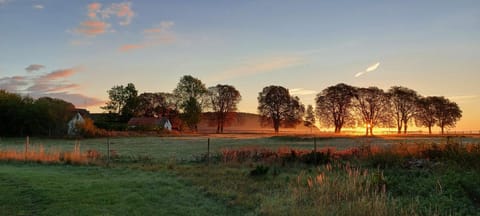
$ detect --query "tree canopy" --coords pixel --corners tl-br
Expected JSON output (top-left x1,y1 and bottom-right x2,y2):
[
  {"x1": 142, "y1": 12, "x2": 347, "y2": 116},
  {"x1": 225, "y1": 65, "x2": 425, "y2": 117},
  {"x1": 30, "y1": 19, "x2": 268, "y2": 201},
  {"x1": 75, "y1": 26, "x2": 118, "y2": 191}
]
[
  {"x1": 315, "y1": 83, "x2": 356, "y2": 133},
  {"x1": 258, "y1": 85, "x2": 305, "y2": 133},
  {"x1": 207, "y1": 84, "x2": 242, "y2": 133}
]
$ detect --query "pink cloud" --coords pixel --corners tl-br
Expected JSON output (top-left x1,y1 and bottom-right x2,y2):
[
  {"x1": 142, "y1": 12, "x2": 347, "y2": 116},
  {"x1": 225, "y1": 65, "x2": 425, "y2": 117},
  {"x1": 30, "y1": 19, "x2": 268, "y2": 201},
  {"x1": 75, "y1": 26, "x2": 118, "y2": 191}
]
[
  {"x1": 87, "y1": 2, "x2": 102, "y2": 18},
  {"x1": 113, "y1": 3, "x2": 134, "y2": 25},
  {"x1": 0, "y1": 66, "x2": 103, "y2": 109},
  {"x1": 119, "y1": 44, "x2": 145, "y2": 52},
  {"x1": 75, "y1": 20, "x2": 110, "y2": 36},
  {"x1": 120, "y1": 21, "x2": 176, "y2": 52},
  {"x1": 41, "y1": 68, "x2": 77, "y2": 80}
]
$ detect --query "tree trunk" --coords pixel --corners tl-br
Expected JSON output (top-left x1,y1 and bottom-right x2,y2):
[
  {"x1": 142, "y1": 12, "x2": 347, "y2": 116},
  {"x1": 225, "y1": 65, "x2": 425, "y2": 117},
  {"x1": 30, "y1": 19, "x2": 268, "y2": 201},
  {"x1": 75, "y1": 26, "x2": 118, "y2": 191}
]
[
  {"x1": 403, "y1": 124, "x2": 408, "y2": 134},
  {"x1": 397, "y1": 126, "x2": 402, "y2": 134},
  {"x1": 365, "y1": 126, "x2": 369, "y2": 136},
  {"x1": 274, "y1": 120, "x2": 280, "y2": 133},
  {"x1": 370, "y1": 127, "x2": 373, "y2": 136},
  {"x1": 441, "y1": 126, "x2": 444, "y2": 135},
  {"x1": 428, "y1": 126, "x2": 432, "y2": 134}
]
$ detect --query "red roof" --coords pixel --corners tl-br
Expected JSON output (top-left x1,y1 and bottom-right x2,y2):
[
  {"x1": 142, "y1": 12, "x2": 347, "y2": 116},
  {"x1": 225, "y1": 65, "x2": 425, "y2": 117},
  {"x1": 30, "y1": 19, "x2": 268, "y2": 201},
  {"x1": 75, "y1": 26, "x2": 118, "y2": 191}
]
[{"x1": 128, "y1": 117, "x2": 167, "y2": 126}]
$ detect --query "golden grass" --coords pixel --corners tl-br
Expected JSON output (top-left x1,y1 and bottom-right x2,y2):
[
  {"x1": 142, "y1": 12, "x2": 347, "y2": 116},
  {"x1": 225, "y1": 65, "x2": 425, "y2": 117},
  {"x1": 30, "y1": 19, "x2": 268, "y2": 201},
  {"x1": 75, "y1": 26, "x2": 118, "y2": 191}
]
[{"x1": 0, "y1": 143, "x2": 98, "y2": 164}]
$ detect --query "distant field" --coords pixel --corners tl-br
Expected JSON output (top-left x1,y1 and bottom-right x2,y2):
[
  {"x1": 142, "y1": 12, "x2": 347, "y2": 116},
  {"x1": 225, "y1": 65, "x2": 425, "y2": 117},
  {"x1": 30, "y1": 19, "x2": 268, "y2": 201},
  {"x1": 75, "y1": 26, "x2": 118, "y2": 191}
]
[{"x1": 1, "y1": 135, "x2": 479, "y2": 162}]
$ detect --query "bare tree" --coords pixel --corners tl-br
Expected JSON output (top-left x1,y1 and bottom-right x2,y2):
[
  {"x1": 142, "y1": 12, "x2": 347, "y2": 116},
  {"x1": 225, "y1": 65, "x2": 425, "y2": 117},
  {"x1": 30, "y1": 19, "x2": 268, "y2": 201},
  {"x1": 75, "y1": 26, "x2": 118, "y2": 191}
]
[
  {"x1": 387, "y1": 86, "x2": 420, "y2": 134},
  {"x1": 258, "y1": 85, "x2": 305, "y2": 133},
  {"x1": 315, "y1": 83, "x2": 356, "y2": 133},
  {"x1": 304, "y1": 104, "x2": 316, "y2": 133},
  {"x1": 208, "y1": 84, "x2": 242, "y2": 133},
  {"x1": 354, "y1": 87, "x2": 391, "y2": 136}
]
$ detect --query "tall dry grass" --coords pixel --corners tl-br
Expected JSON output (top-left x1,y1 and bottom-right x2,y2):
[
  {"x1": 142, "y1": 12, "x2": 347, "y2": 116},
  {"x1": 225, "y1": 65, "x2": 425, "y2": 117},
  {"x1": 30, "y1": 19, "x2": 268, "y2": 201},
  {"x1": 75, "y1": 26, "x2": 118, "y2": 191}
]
[
  {"x1": 260, "y1": 163, "x2": 421, "y2": 216},
  {"x1": 0, "y1": 143, "x2": 100, "y2": 164}
]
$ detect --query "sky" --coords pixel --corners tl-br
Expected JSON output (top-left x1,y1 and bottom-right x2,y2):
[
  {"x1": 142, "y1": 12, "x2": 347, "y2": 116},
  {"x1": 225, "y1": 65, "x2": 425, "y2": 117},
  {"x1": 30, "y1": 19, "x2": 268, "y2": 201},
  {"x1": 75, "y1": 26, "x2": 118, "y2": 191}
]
[{"x1": 0, "y1": 0, "x2": 479, "y2": 131}]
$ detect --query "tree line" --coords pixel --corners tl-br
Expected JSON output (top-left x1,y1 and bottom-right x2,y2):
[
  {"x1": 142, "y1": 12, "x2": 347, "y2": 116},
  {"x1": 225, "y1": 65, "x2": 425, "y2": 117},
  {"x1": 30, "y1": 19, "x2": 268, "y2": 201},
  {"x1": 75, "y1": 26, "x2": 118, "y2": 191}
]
[
  {"x1": 100, "y1": 75, "x2": 241, "y2": 133},
  {"x1": 315, "y1": 84, "x2": 462, "y2": 135},
  {"x1": 0, "y1": 90, "x2": 75, "y2": 137},
  {"x1": 0, "y1": 75, "x2": 462, "y2": 136},
  {"x1": 101, "y1": 76, "x2": 462, "y2": 135}
]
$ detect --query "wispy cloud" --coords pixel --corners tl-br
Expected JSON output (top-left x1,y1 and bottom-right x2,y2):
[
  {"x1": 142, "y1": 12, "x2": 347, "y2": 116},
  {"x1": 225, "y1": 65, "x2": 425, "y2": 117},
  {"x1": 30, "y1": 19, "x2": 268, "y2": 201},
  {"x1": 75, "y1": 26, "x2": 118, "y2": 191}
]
[
  {"x1": 73, "y1": 2, "x2": 134, "y2": 37},
  {"x1": 355, "y1": 62, "x2": 380, "y2": 77},
  {"x1": 0, "y1": 76, "x2": 29, "y2": 92},
  {"x1": 105, "y1": 2, "x2": 134, "y2": 26},
  {"x1": 0, "y1": 67, "x2": 103, "y2": 108},
  {"x1": 33, "y1": 4, "x2": 44, "y2": 10},
  {"x1": 289, "y1": 88, "x2": 317, "y2": 96},
  {"x1": 75, "y1": 20, "x2": 111, "y2": 36},
  {"x1": 208, "y1": 56, "x2": 304, "y2": 83},
  {"x1": 25, "y1": 64, "x2": 45, "y2": 73},
  {"x1": 119, "y1": 21, "x2": 176, "y2": 52},
  {"x1": 447, "y1": 95, "x2": 479, "y2": 102},
  {"x1": 119, "y1": 44, "x2": 145, "y2": 52}
]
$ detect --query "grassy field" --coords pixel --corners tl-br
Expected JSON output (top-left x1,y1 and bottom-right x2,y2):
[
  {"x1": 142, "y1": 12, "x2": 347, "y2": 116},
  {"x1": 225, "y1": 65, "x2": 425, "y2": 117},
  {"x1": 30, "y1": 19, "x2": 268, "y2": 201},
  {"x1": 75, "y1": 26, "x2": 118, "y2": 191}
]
[
  {"x1": 1, "y1": 135, "x2": 477, "y2": 161},
  {"x1": 1, "y1": 135, "x2": 479, "y2": 215}
]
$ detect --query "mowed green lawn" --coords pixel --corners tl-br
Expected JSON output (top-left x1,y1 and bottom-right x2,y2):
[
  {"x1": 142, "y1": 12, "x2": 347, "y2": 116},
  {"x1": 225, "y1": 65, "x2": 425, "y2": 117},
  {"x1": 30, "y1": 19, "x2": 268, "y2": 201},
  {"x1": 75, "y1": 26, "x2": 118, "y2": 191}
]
[{"x1": 0, "y1": 163, "x2": 244, "y2": 215}]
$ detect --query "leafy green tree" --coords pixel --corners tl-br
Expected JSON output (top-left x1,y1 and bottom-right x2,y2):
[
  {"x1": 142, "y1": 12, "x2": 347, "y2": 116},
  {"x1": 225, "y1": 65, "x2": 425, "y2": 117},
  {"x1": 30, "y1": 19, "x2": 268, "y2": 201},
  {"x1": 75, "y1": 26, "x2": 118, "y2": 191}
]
[
  {"x1": 181, "y1": 97, "x2": 202, "y2": 131},
  {"x1": 135, "y1": 92, "x2": 176, "y2": 117},
  {"x1": 102, "y1": 83, "x2": 138, "y2": 121},
  {"x1": 258, "y1": 85, "x2": 305, "y2": 133},
  {"x1": 173, "y1": 75, "x2": 208, "y2": 131},
  {"x1": 388, "y1": 86, "x2": 419, "y2": 134},
  {"x1": 207, "y1": 84, "x2": 242, "y2": 133},
  {"x1": 315, "y1": 83, "x2": 356, "y2": 133},
  {"x1": 34, "y1": 97, "x2": 75, "y2": 136}
]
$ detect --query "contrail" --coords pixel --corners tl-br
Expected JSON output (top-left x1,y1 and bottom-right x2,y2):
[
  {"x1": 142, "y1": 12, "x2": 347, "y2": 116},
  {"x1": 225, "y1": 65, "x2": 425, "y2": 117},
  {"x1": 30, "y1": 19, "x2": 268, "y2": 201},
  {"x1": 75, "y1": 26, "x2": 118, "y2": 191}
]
[{"x1": 355, "y1": 62, "x2": 380, "y2": 77}]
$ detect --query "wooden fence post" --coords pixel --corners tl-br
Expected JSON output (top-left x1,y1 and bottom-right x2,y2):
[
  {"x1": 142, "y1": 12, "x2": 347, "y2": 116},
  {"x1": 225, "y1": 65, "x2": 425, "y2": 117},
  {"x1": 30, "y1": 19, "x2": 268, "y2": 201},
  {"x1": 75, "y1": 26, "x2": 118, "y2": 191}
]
[
  {"x1": 207, "y1": 138, "x2": 210, "y2": 165},
  {"x1": 107, "y1": 135, "x2": 110, "y2": 167},
  {"x1": 314, "y1": 136, "x2": 317, "y2": 165},
  {"x1": 24, "y1": 136, "x2": 29, "y2": 161}
]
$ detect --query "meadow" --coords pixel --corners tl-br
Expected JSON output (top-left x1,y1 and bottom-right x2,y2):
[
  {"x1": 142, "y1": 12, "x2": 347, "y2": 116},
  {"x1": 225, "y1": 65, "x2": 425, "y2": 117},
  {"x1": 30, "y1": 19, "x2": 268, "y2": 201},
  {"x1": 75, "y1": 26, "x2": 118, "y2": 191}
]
[{"x1": 1, "y1": 135, "x2": 479, "y2": 215}]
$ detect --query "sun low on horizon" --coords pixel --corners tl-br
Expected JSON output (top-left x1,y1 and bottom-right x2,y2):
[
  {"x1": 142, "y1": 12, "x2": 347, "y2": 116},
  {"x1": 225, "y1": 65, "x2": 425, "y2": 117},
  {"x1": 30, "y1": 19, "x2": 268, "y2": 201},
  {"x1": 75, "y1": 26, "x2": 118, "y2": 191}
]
[{"x1": 1, "y1": 0, "x2": 479, "y2": 131}]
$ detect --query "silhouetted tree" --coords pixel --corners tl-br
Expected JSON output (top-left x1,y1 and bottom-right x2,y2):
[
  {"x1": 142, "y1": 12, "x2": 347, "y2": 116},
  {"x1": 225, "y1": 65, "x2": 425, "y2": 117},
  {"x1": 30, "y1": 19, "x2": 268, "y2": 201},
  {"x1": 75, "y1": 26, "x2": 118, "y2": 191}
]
[
  {"x1": 207, "y1": 84, "x2": 242, "y2": 133},
  {"x1": 415, "y1": 96, "x2": 438, "y2": 134},
  {"x1": 304, "y1": 104, "x2": 316, "y2": 133},
  {"x1": 34, "y1": 97, "x2": 75, "y2": 136},
  {"x1": 388, "y1": 86, "x2": 420, "y2": 134},
  {"x1": 432, "y1": 97, "x2": 462, "y2": 134},
  {"x1": 102, "y1": 83, "x2": 138, "y2": 121},
  {"x1": 135, "y1": 92, "x2": 176, "y2": 117},
  {"x1": 354, "y1": 87, "x2": 391, "y2": 136},
  {"x1": 0, "y1": 90, "x2": 75, "y2": 136},
  {"x1": 181, "y1": 97, "x2": 202, "y2": 131},
  {"x1": 174, "y1": 75, "x2": 208, "y2": 131},
  {"x1": 315, "y1": 83, "x2": 356, "y2": 133},
  {"x1": 258, "y1": 85, "x2": 305, "y2": 133}
]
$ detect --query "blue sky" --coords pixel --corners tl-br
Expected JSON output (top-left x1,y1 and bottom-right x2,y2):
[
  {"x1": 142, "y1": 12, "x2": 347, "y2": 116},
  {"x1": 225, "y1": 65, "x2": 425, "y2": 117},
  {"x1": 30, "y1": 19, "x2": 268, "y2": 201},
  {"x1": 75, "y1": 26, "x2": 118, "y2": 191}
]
[{"x1": 0, "y1": 0, "x2": 479, "y2": 130}]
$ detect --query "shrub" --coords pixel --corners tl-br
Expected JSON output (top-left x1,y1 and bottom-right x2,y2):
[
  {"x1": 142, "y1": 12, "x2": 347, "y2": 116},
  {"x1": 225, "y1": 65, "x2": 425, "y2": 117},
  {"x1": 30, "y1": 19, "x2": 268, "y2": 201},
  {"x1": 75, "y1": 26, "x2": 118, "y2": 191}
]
[{"x1": 250, "y1": 165, "x2": 269, "y2": 177}]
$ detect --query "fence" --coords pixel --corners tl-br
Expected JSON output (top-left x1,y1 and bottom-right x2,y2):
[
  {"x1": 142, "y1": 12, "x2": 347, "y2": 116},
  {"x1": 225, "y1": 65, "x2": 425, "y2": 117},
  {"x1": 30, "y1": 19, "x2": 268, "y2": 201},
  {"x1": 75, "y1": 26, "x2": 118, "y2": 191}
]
[{"x1": 1, "y1": 135, "x2": 479, "y2": 164}]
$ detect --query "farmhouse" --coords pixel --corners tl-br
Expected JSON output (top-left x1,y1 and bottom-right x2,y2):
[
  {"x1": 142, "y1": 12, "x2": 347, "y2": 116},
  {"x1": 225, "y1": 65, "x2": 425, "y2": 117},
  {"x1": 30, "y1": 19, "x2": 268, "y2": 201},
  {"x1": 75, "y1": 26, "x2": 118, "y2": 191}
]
[
  {"x1": 67, "y1": 113, "x2": 85, "y2": 135},
  {"x1": 127, "y1": 117, "x2": 172, "y2": 131}
]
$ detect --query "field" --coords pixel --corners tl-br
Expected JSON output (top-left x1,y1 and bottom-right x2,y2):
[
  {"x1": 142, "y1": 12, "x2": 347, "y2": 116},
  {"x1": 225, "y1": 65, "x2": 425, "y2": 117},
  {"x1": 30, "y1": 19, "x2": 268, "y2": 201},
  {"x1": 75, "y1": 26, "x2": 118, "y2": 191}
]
[{"x1": 1, "y1": 135, "x2": 480, "y2": 215}]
